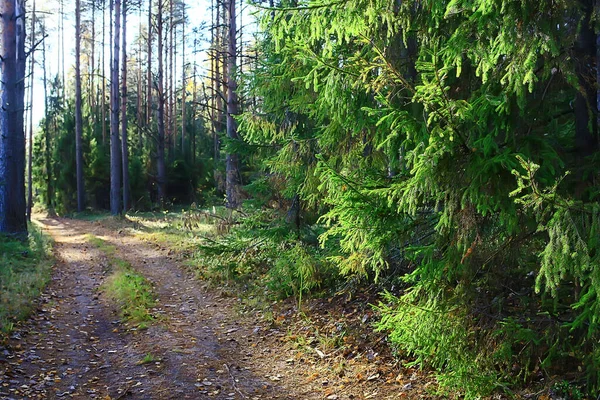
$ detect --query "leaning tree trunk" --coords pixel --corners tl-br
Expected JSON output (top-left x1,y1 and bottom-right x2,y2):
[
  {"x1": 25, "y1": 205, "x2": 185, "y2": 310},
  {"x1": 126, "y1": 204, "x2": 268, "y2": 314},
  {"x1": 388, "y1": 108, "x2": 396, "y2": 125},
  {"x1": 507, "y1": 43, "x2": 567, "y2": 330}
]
[
  {"x1": 121, "y1": 0, "x2": 130, "y2": 211},
  {"x1": 0, "y1": 0, "x2": 27, "y2": 234},
  {"x1": 75, "y1": 0, "x2": 85, "y2": 212},
  {"x1": 225, "y1": 0, "x2": 241, "y2": 209},
  {"x1": 110, "y1": 0, "x2": 122, "y2": 215}
]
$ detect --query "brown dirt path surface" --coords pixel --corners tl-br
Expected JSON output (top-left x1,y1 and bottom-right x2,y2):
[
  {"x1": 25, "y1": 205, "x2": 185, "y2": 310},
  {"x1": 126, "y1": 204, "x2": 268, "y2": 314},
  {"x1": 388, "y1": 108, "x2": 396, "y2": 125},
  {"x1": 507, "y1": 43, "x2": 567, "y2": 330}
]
[
  {"x1": 0, "y1": 216, "x2": 283, "y2": 399},
  {"x1": 1, "y1": 215, "x2": 439, "y2": 400}
]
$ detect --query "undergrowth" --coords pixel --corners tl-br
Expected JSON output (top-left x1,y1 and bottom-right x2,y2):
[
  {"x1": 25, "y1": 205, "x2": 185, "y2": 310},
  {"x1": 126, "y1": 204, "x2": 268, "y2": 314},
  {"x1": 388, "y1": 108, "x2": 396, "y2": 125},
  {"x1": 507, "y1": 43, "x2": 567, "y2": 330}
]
[
  {"x1": 184, "y1": 207, "x2": 341, "y2": 304},
  {"x1": 86, "y1": 235, "x2": 156, "y2": 328},
  {"x1": 0, "y1": 224, "x2": 54, "y2": 339},
  {"x1": 91, "y1": 202, "x2": 597, "y2": 398}
]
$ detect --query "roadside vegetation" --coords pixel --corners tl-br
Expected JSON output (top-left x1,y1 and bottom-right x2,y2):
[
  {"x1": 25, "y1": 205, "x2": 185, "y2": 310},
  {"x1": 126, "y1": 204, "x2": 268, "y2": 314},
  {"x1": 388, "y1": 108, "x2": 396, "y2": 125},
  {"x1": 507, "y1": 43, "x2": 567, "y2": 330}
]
[
  {"x1": 0, "y1": 224, "x2": 53, "y2": 339},
  {"x1": 87, "y1": 202, "x2": 591, "y2": 399},
  {"x1": 86, "y1": 234, "x2": 156, "y2": 328}
]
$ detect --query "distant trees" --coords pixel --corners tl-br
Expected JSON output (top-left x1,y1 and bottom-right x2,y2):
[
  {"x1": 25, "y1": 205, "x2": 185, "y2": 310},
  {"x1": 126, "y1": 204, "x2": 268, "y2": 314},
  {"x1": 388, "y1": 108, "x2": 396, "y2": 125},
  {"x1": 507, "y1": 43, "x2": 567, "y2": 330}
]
[{"x1": 28, "y1": 0, "x2": 224, "y2": 215}]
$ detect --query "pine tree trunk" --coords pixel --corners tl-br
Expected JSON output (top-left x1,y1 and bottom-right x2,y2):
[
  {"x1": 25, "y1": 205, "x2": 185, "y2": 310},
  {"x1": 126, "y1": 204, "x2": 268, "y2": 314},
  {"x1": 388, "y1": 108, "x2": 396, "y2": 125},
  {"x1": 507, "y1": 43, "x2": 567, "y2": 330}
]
[
  {"x1": 121, "y1": 0, "x2": 130, "y2": 211},
  {"x1": 181, "y1": 7, "x2": 186, "y2": 156},
  {"x1": 213, "y1": 0, "x2": 222, "y2": 177},
  {"x1": 574, "y1": 0, "x2": 598, "y2": 158},
  {"x1": 0, "y1": 0, "x2": 27, "y2": 234},
  {"x1": 137, "y1": 6, "x2": 142, "y2": 152},
  {"x1": 225, "y1": 0, "x2": 241, "y2": 209},
  {"x1": 110, "y1": 0, "x2": 122, "y2": 215},
  {"x1": 173, "y1": 21, "x2": 178, "y2": 154},
  {"x1": 146, "y1": 0, "x2": 152, "y2": 126},
  {"x1": 192, "y1": 60, "x2": 197, "y2": 165},
  {"x1": 156, "y1": 0, "x2": 167, "y2": 206},
  {"x1": 102, "y1": 0, "x2": 107, "y2": 144},
  {"x1": 41, "y1": 29, "x2": 53, "y2": 212},
  {"x1": 168, "y1": 0, "x2": 174, "y2": 160},
  {"x1": 596, "y1": 0, "x2": 600, "y2": 145},
  {"x1": 75, "y1": 0, "x2": 85, "y2": 212},
  {"x1": 91, "y1": 0, "x2": 96, "y2": 130},
  {"x1": 27, "y1": 0, "x2": 36, "y2": 221},
  {"x1": 60, "y1": 0, "x2": 65, "y2": 101}
]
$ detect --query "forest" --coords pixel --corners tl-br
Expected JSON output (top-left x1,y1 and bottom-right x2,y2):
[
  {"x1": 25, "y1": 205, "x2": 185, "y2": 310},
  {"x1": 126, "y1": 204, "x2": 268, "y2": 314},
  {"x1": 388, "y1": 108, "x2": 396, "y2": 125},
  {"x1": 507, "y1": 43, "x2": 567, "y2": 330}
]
[{"x1": 1, "y1": 0, "x2": 600, "y2": 398}]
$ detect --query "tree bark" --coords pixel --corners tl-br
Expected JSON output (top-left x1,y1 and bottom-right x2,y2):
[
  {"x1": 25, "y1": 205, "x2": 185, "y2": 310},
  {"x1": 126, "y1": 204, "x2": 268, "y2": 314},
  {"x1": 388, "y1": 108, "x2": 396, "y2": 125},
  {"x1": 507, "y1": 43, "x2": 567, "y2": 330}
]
[
  {"x1": 110, "y1": 0, "x2": 122, "y2": 215},
  {"x1": 156, "y1": 0, "x2": 167, "y2": 206},
  {"x1": 121, "y1": 0, "x2": 130, "y2": 211},
  {"x1": 146, "y1": 0, "x2": 152, "y2": 126},
  {"x1": 168, "y1": 0, "x2": 174, "y2": 160},
  {"x1": 225, "y1": 0, "x2": 241, "y2": 208},
  {"x1": 27, "y1": 0, "x2": 36, "y2": 220},
  {"x1": 181, "y1": 5, "x2": 186, "y2": 156},
  {"x1": 41, "y1": 24, "x2": 53, "y2": 212},
  {"x1": 0, "y1": 0, "x2": 27, "y2": 234},
  {"x1": 574, "y1": 0, "x2": 598, "y2": 158},
  {"x1": 102, "y1": 0, "x2": 108, "y2": 144},
  {"x1": 75, "y1": 0, "x2": 85, "y2": 212}
]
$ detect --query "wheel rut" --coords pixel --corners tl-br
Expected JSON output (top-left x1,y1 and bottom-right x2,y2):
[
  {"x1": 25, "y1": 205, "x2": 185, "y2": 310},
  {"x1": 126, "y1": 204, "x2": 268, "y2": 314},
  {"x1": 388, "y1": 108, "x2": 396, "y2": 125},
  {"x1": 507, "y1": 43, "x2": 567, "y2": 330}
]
[{"x1": 0, "y1": 216, "x2": 284, "y2": 399}]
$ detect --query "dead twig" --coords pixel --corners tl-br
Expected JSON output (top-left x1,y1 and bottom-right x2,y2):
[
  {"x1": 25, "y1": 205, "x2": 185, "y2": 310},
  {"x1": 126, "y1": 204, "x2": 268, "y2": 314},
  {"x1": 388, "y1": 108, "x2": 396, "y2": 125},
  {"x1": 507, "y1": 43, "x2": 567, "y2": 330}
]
[{"x1": 224, "y1": 363, "x2": 247, "y2": 399}]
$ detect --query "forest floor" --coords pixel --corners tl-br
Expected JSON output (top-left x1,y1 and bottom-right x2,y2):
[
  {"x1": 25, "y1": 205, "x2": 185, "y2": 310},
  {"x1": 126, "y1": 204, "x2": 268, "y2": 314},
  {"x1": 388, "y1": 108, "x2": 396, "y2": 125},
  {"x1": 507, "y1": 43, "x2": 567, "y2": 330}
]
[{"x1": 0, "y1": 215, "x2": 436, "y2": 400}]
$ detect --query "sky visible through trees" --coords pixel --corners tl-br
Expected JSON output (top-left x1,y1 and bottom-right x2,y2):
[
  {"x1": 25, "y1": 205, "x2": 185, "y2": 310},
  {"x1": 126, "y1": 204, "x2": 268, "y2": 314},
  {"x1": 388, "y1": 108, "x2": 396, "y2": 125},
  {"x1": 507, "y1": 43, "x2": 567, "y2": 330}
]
[{"x1": 29, "y1": 0, "x2": 253, "y2": 127}]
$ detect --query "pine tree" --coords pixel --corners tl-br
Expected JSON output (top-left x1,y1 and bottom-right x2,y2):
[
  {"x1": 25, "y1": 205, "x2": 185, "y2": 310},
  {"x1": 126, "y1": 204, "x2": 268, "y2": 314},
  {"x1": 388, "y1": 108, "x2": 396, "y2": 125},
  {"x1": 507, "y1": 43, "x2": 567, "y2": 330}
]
[{"x1": 0, "y1": 0, "x2": 27, "y2": 235}]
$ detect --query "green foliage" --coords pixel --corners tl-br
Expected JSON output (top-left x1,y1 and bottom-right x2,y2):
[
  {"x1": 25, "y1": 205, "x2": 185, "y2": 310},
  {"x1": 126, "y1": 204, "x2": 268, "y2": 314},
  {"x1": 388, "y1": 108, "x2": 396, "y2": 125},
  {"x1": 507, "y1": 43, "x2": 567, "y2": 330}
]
[
  {"x1": 185, "y1": 208, "x2": 339, "y2": 301},
  {"x1": 0, "y1": 225, "x2": 53, "y2": 339},
  {"x1": 376, "y1": 291, "x2": 502, "y2": 398},
  {"x1": 552, "y1": 381, "x2": 584, "y2": 400},
  {"x1": 236, "y1": 0, "x2": 600, "y2": 396},
  {"x1": 266, "y1": 242, "x2": 336, "y2": 302}
]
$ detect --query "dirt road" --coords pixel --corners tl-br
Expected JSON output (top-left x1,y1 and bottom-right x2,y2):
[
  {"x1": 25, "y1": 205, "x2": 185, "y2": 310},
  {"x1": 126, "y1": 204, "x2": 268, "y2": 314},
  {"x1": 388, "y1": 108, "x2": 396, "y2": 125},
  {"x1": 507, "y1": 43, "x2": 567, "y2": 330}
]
[{"x1": 0, "y1": 216, "x2": 283, "y2": 399}]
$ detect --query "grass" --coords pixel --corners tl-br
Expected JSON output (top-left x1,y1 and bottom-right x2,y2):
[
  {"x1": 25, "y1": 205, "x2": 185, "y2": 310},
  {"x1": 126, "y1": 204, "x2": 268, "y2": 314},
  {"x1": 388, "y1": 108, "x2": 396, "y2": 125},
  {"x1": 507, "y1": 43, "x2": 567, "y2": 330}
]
[
  {"x1": 137, "y1": 352, "x2": 158, "y2": 365},
  {"x1": 86, "y1": 234, "x2": 156, "y2": 328},
  {"x1": 0, "y1": 224, "x2": 54, "y2": 339}
]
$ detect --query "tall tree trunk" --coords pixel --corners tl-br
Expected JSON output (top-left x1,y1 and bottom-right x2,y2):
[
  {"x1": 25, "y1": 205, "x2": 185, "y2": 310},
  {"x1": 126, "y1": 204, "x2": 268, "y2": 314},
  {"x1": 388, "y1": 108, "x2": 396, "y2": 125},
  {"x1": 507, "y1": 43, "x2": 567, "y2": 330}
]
[
  {"x1": 60, "y1": 0, "x2": 65, "y2": 101},
  {"x1": 137, "y1": 6, "x2": 143, "y2": 152},
  {"x1": 41, "y1": 26, "x2": 53, "y2": 211},
  {"x1": 110, "y1": 0, "x2": 122, "y2": 215},
  {"x1": 181, "y1": 6, "x2": 186, "y2": 156},
  {"x1": 574, "y1": 0, "x2": 598, "y2": 158},
  {"x1": 0, "y1": 0, "x2": 27, "y2": 234},
  {"x1": 102, "y1": 0, "x2": 107, "y2": 144},
  {"x1": 121, "y1": 0, "x2": 130, "y2": 211},
  {"x1": 225, "y1": 0, "x2": 241, "y2": 208},
  {"x1": 213, "y1": 0, "x2": 222, "y2": 182},
  {"x1": 91, "y1": 0, "x2": 96, "y2": 131},
  {"x1": 156, "y1": 0, "x2": 167, "y2": 206},
  {"x1": 146, "y1": 0, "x2": 152, "y2": 126},
  {"x1": 192, "y1": 59, "x2": 197, "y2": 165},
  {"x1": 596, "y1": 0, "x2": 600, "y2": 146},
  {"x1": 168, "y1": 0, "x2": 174, "y2": 160},
  {"x1": 27, "y1": 0, "x2": 36, "y2": 221},
  {"x1": 173, "y1": 20, "x2": 177, "y2": 155},
  {"x1": 75, "y1": 0, "x2": 85, "y2": 212}
]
